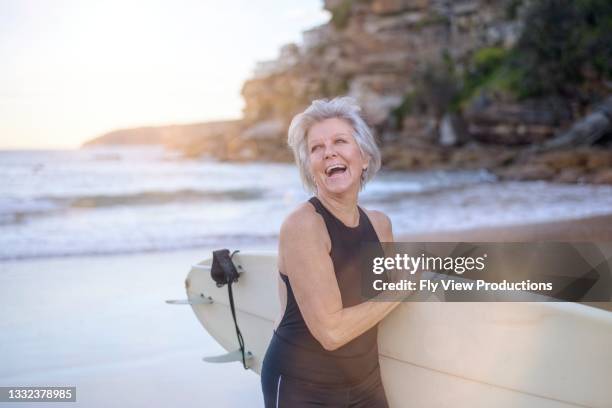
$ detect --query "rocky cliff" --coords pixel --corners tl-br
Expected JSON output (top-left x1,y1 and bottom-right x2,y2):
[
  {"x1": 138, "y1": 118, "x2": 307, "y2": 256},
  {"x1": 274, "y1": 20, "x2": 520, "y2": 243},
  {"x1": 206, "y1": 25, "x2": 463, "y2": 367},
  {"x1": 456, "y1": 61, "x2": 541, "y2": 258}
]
[
  {"x1": 238, "y1": 0, "x2": 612, "y2": 183},
  {"x1": 243, "y1": 0, "x2": 519, "y2": 126},
  {"x1": 241, "y1": 0, "x2": 523, "y2": 164}
]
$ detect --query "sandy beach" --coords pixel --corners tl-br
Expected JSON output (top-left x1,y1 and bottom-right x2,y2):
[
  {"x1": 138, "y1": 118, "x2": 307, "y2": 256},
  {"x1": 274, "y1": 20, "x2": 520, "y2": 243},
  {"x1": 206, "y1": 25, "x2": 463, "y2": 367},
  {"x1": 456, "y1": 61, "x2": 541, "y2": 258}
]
[
  {"x1": 398, "y1": 213, "x2": 612, "y2": 242},
  {"x1": 0, "y1": 248, "x2": 265, "y2": 408},
  {"x1": 1, "y1": 213, "x2": 611, "y2": 407}
]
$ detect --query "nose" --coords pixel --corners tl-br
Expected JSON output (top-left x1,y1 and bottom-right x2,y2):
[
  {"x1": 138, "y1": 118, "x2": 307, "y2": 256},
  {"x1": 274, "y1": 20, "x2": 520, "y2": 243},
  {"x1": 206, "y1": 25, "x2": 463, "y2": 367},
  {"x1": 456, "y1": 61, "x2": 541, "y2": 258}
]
[{"x1": 323, "y1": 142, "x2": 337, "y2": 159}]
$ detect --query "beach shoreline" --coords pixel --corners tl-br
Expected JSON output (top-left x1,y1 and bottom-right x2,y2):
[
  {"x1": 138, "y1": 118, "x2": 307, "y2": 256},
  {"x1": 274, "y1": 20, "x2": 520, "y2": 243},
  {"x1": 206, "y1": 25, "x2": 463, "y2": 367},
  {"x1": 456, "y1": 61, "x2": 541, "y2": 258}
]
[{"x1": 2, "y1": 211, "x2": 612, "y2": 266}]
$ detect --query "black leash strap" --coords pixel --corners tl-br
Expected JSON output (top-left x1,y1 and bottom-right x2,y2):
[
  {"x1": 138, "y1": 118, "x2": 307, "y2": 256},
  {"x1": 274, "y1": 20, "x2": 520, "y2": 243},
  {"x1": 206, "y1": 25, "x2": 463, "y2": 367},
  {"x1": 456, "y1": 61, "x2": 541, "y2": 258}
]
[
  {"x1": 210, "y1": 249, "x2": 248, "y2": 369},
  {"x1": 227, "y1": 280, "x2": 247, "y2": 369}
]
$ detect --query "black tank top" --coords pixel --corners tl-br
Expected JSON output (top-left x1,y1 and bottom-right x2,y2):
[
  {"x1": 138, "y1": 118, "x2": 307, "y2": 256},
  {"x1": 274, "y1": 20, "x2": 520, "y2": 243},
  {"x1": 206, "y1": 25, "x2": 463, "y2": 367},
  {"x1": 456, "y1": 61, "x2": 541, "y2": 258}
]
[{"x1": 271, "y1": 196, "x2": 385, "y2": 385}]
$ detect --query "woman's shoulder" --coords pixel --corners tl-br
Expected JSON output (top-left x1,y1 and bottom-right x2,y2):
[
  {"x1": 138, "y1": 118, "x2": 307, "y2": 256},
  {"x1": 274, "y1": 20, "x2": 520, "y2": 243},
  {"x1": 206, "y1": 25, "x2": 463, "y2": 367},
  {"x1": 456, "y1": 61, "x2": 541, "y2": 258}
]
[
  {"x1": 279, "y1": 201, "x2": 331, "y2": 252},
  {"x1": 362, "y1": 207, "x2": 391, "y2": 226},
  {"x1": 280, "y1": 201, "x2": 326, "y2": 238},
  {"x1": 362, "y1": 207, "x2": 393, "y2": 242}
]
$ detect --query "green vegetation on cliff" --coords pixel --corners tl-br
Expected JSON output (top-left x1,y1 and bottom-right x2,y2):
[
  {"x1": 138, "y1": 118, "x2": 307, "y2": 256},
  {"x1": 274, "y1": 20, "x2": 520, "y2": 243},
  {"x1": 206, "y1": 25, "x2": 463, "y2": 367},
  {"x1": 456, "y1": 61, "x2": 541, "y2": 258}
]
[
  {"x1": 330, "y1": 0, "x2": 354, "y2": 30},
  {"x1": 468, "y1": 0, "x2": 612, "y2": 101},
  {"x1": 395, "y1": 0, "x2": 612, "y2": 126},
  {"x1": 511, "y1": 0, "x2": 612, "y2": 98}
]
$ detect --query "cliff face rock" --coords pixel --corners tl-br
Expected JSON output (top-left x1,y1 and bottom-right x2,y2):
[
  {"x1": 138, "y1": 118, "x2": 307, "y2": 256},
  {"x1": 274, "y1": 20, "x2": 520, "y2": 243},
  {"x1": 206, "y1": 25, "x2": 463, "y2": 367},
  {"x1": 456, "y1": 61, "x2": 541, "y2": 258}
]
[
  {"x1": 495, "y1": 148, "x2": 612, "y2": 184},
  {"x1": 237, "y1": 0, "x2": 611, "y2": 184},
  {"x1": 238, "y1": 0, "x2": 537, "y2": 173},
  {"x1": 242, "y1": 0, "x2": 519, "y2": 129},
  {"x1": 464, "y1": 97, "x2": 575, "y2": 145}
]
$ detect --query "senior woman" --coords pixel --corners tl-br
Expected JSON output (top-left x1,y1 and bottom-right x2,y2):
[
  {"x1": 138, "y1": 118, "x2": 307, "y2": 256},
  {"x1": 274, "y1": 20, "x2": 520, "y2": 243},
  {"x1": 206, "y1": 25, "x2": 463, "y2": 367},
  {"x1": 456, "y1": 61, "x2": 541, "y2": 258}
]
[{"x1": 261, "y1": 97, "x2": 402, "y2": 407}]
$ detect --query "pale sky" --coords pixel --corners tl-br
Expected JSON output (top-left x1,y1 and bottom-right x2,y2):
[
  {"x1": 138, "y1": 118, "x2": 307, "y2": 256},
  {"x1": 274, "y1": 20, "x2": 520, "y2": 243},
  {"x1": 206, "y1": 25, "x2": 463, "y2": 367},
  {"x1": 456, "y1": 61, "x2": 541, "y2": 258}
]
[{"x1": 0, "y1": 0, "x2": 329, "y2": 149}]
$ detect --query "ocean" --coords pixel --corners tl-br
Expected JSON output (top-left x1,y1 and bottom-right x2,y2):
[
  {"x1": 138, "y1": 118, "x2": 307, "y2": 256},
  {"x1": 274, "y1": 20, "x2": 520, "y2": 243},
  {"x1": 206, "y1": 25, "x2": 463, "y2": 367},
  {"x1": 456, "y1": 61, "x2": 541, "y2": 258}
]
[{"x1": 2, "y1": 146, "x2": 612, "y2": 261}]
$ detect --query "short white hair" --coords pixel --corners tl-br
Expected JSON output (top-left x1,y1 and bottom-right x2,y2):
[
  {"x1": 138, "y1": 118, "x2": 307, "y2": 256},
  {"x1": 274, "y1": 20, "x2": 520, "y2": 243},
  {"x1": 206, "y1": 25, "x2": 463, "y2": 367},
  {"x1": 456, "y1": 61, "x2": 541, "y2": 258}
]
[{"x1": 287, "y1": 96, "x2": 381, "y2": 193}]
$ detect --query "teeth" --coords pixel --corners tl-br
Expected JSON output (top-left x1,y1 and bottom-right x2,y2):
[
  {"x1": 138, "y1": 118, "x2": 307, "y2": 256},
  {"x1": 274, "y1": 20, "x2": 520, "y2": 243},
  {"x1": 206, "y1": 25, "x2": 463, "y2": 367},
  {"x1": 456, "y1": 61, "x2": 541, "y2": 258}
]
[{"x1": 326, "y1": 164, "x2": 347, "y2": 176}]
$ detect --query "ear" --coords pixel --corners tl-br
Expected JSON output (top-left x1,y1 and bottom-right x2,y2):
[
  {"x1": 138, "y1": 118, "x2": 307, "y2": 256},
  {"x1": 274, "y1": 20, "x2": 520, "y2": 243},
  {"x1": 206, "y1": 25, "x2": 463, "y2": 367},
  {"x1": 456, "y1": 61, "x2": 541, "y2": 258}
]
[{"x1": 362, "y1": 154, "x2": 370, "y2": 171}]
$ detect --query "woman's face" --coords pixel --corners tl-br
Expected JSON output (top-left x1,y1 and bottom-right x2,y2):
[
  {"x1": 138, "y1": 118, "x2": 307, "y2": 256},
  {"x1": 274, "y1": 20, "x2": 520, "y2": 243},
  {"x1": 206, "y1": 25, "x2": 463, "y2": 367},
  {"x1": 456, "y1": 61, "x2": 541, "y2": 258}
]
[{"x1": 306, "y1": 117, "x2": 369, "y2": 196}]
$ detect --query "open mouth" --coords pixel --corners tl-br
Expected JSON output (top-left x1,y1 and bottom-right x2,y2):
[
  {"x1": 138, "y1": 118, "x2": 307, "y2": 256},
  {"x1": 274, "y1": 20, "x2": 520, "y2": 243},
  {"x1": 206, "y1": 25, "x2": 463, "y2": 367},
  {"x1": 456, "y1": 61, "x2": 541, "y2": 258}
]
[{"x1": 325, "y1": 164, "x2": 347, "y2": 178}]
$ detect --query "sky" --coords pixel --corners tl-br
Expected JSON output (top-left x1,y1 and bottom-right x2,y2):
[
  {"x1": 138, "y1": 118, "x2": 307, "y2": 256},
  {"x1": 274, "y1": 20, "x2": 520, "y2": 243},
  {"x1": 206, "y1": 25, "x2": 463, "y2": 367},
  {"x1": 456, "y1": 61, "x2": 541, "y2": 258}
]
[{"x1": 0, "y1": 0, "x2": 329, "y2": 149}]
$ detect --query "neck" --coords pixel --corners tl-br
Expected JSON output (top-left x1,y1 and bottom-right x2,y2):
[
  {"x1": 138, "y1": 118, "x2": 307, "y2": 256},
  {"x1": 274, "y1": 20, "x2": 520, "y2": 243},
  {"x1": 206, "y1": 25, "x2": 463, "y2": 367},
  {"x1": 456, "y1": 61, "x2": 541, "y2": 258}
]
[{"x1": 316, "y1": 189, "x2": 360, "y2": 227}]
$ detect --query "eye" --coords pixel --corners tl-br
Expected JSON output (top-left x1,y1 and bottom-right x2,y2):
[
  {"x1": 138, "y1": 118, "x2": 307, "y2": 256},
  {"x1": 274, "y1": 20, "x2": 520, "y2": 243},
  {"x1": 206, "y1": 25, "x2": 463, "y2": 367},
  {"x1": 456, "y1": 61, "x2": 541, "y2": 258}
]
[
  {"x1": 310, "y1": 144, "x2": 321, "y2": 153},
  {"x1": 335, "y1": 138, "x2": 347, "y2": 144}
]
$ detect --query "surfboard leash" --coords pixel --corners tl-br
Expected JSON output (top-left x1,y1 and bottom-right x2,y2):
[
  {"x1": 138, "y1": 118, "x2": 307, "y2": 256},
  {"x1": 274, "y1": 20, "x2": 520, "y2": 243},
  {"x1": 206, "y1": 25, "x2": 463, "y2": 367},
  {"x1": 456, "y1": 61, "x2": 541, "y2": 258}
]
[
  {"x1": 211, "y1": 249, "x2": 249, "y2": 369},
  {"x1": 227, "y1": 279, "x2": 247, "y2": 369}
]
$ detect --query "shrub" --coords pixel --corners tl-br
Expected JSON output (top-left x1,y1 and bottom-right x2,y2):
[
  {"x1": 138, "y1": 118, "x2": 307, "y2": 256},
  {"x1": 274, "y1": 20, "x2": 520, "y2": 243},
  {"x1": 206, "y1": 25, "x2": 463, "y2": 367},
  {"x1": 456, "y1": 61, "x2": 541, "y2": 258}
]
[
  {"x1": 331, "y1": 0, "x2": 354, "y2": 30},
  {"x1": 510, "y1": 0, "x2": 612, "y2": 98}
]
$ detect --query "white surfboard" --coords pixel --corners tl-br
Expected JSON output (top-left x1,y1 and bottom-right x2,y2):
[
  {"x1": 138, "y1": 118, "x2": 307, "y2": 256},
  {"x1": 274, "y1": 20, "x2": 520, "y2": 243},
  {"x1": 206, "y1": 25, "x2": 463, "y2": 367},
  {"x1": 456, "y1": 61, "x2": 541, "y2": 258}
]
[{"x1": 169, "y1": 251, "x2": 612, "y2": 408}]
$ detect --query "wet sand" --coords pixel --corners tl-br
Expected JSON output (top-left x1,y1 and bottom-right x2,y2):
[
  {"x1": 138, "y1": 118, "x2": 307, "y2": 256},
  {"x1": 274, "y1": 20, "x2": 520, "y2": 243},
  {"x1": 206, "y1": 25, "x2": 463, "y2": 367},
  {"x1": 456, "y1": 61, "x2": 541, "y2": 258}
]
[
  {"x1": 398, "y1": 213, "x2": 612, "y2": 242},
  {"x1": 0, "y1": 249, "x2": 264, "y2": 408}
]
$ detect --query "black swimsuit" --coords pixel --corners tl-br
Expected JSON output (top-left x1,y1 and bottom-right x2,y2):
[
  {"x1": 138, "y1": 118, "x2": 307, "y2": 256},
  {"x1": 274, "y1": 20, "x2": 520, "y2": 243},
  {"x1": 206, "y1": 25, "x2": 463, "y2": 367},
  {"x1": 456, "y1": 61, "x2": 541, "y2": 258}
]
[{"x1": 261, "y1": 196, "x2": 388, "y2": 407}]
